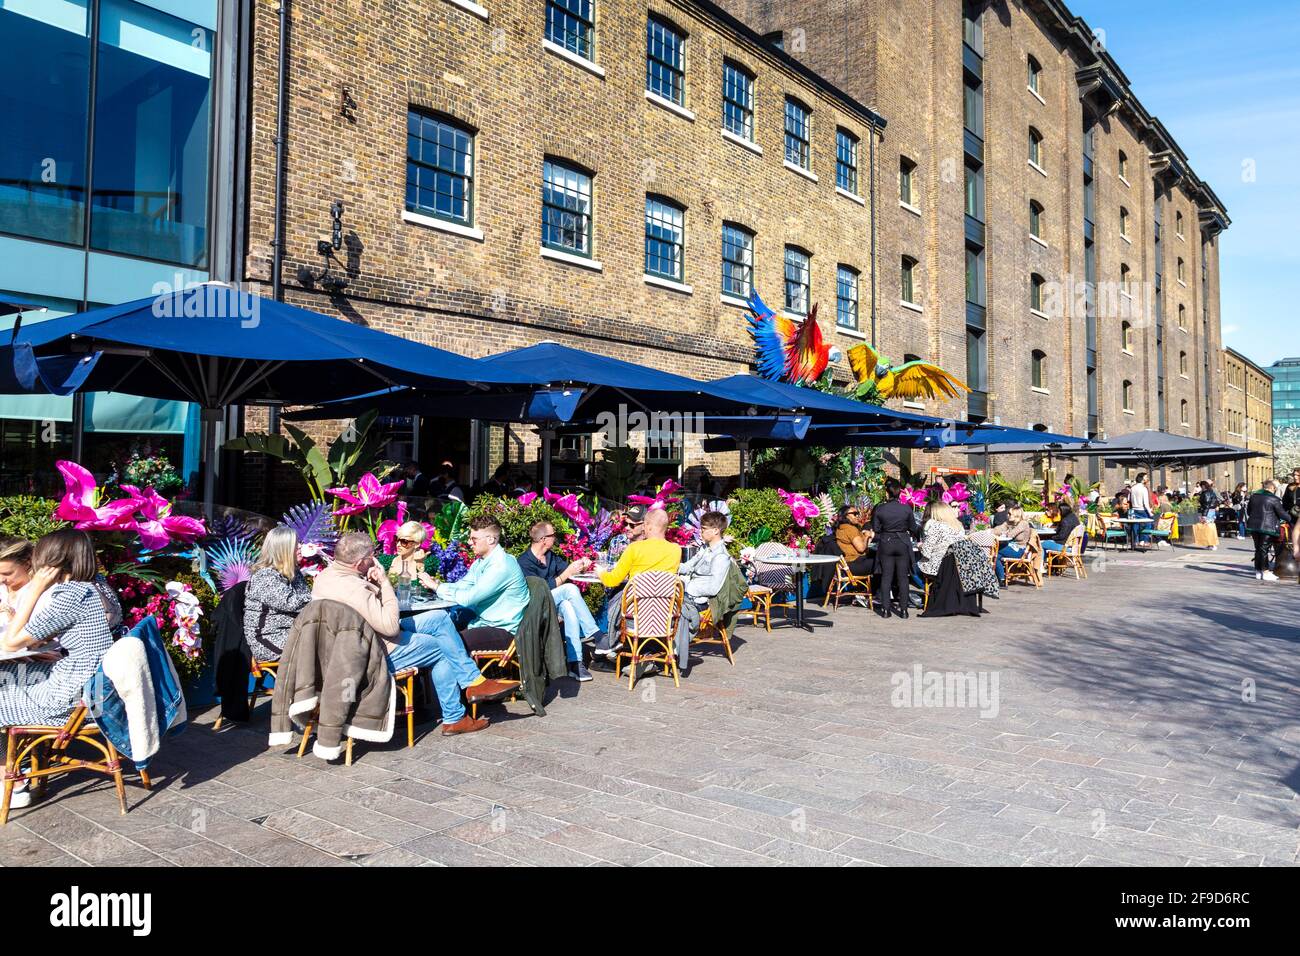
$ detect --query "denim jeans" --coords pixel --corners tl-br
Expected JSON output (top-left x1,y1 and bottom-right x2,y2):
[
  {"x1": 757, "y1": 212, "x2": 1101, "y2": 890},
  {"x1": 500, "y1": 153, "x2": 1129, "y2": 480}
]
[
  {"x1": 1041, "y1": 540, "x2": 1065, "y2": 555},
  {"x1": 392, "y1": 609, "x2": 481, "y2": 724},
  {"x1": 1130, "y1": 508, "x2": 1153, "y2": 545},
  {"x1": 673, "y1": 600, "x2": 703, "y2": 669},
  {"x1": 552, "y1": 582, "x2": 600, "y2": 662},
  {"x1": 996, "y1": 543, "x2": 1025, "y2": 584}
]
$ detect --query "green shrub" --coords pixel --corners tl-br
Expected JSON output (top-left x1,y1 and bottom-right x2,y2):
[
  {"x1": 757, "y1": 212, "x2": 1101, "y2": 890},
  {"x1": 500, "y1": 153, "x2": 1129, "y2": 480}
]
[
  {"x1": 726, "y1": 488, "x2": 793, "y2": 557},
  {"x1": 464, "y1": 494, "x2": 574, "y2": 556},
  {"x1": 0, "y1": 496, "x2": 67, "y2": 540}
]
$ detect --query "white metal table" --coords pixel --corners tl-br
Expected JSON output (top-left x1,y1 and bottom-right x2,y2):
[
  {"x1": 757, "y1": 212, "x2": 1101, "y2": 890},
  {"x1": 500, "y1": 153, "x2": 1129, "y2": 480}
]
[{"x1": 758, "y1": 554, "x2": 842, "y2": 631}]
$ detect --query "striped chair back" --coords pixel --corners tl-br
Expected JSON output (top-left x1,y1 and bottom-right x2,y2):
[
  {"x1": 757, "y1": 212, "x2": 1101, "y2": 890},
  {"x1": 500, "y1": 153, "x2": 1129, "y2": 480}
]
[
  {"x1": 751, "y1": 542, "x2": 794, "y2": 591},
  {"x1": 621, "y1": 571, "x2": 683, "y2": 641}
]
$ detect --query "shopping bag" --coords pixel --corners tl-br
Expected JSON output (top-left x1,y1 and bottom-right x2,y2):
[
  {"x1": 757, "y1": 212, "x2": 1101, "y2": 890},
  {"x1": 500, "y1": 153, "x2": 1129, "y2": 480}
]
[{"x1": 1191, "y1": 521, "x2": 1218, "y2": 549}]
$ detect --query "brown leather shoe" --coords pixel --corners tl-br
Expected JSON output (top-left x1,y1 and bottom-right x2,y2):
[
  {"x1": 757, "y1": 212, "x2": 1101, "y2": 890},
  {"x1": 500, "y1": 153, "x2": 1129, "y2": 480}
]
[
  {"x1": 464, "y1": 678, "x2": 520, "y2": 704},
  {"x1": 441, "y1": 715, "x2": 489, "y2": 735}
]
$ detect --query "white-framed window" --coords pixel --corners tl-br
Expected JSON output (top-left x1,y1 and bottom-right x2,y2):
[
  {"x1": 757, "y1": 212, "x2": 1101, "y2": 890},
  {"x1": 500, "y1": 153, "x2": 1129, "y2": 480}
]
[
  {"x1": 722, "y1": 60, "x2": 754, "y2": 140},
  {"x1": 784, "y1": 97, "x2": 811, "y2": 170},
  {"x1": 784, "y1": 245, "x2": 810, "y2": 315},
  {"x1": 644, "y1": 194, "x2": 685, "y2": 280},
  {"x1": 837, "y1": 265, "x2": 859, "y2": 329},
  {"x1": 542, "y1": 158, "x2": 593, "y2": 255},
  {"x1": 646, "y1": 15, "x2": 686, "y2": 106},
  {"x1": 406, "y1": 110, "x2": 474, "y2": 225},
  {"x1": 546, "y1": 0, "x2": 594, "y2": 60},
  {"x1": 721, "y1": 222, "x2": 754, "y2": 298}
]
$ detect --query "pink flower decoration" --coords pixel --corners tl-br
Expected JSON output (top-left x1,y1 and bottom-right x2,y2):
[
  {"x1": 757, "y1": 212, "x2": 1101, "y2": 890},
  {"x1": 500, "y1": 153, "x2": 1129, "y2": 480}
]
[
  {"x1": 517, "y1": 492, "x2": 538, "y2": 506},
  {"x1": 900, "y1": 487, "x2": 928, "y2": 508},
  {"x1": 54, "y1": 460, "x2": 140, "y2": 532},
  {"x1": 329, "y1": 472, "x2": 403, "y2": 516},
  {"x1": 121, "y1": 484, "x2": 206, "y2": 550},
  {"x1": 542, "y1": 488, "x2": 593, "y2": 528},
  {"x1": 778, "y1": 489, "x2": 820, "y2": 529},
  {"x1": 627, "y1": 481, "x2": 683, "y2": 511}
]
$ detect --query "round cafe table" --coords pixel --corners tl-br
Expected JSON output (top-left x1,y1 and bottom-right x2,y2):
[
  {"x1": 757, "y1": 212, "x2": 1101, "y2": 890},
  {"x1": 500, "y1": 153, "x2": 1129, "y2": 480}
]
[
  {"x1": 398, "y1": 596, "x2": 456, "y2": 617},
  {"x1": 757, "y1": 553, "x2": 842, "y2": 631},
  {"x1": 1114, "y1": 516, "x2": 1154, "y2": 550}
]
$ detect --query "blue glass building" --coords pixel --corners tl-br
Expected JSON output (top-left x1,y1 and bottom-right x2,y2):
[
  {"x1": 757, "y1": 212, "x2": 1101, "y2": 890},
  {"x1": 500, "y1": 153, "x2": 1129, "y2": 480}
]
[
  {"x1": 0, "y1": 0, "x2": 237, "y2": 494},
  {"x1": 1271, "y1": 358, "x2": 1300, "y2": 431}
]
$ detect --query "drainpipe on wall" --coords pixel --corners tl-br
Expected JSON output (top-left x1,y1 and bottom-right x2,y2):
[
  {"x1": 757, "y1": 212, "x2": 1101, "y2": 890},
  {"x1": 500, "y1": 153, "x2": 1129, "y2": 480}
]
[
  {"x1": 262, "y1": 0, "x2": 290, "y2": 510},
  {"x1": 869, "y1": 123, "x2": 878, "y2": 348}
]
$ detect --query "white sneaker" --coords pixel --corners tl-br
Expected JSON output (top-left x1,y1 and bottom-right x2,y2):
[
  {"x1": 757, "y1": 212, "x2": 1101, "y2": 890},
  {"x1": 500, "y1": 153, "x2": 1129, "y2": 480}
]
[
  {"x1": 7, "y1": 782, "x2": 31, "y2": 809},
  {"x1": 1256, "y1": 571, "x2": 1264, "y2": 580},
  {"x1": 1262, "y1": 571, "x2": 1280, "y2": 582}
]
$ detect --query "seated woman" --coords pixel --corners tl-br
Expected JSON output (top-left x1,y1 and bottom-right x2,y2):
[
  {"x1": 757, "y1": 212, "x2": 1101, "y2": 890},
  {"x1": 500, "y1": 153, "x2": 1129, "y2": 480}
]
[
  {"x1": 1041, "y1": 501, "x2": 1081, "y2": 555},
  {"x1": 995, "y1": 506, "x2": 1035, "y2": 583},
  {"x1": 833, "y1": 505, "x2": 874, "y2": 577},
  {"x1": 917, "y1": 503, "x2": 966, "y2": 586},
  {"x1": 380, "y1": 520, "x2": 429, "y2": 584},
  {"x1": 244, "y1": 526, "x2": 311, "y2": 662},
  {"x1": 0, "y1": 530, "x2": 117, "y2": 809},
  {"x1": 0, "y1": 536, "x2": 34, "y2": 631}
]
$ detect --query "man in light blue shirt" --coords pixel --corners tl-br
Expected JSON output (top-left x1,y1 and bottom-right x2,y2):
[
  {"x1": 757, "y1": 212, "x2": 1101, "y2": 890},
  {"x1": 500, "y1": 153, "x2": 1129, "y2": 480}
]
[
  {"x1": 674, "y1": 511, "x2": 731, "y2": 677},
  {"x1": 422, "y1": 515, "x2": 530, "y2": 633}
]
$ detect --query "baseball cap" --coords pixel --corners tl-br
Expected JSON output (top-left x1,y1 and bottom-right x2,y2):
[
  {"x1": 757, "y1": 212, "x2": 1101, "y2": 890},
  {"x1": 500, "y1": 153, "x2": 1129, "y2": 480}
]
[{"x1": 625, "y1": 504, "x2": 647, "y2": 523}]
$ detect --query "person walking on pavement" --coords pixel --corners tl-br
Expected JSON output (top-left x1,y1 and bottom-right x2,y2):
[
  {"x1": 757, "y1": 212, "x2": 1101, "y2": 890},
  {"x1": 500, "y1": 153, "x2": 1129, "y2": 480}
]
[{"x1": 1246, "y1": 479, "x2": 1289, "y2": 582}]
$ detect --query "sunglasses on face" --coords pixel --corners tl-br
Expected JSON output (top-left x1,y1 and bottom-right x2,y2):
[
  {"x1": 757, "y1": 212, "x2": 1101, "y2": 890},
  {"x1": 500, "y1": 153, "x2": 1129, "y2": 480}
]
[{"x1": 397, "y1": 538, "x2": 421, "y2": 545}]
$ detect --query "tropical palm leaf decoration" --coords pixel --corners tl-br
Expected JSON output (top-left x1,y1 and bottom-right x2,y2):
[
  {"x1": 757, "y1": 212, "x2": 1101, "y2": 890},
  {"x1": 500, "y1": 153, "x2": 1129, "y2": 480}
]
[
  {"x1": 282, "y1": 501, "x2": 338, "y2": 555},
  {"x1": 206, "y1": 535, "x2": 260, "y2": 592},
  {"x1": 431, "y1": 499, "x2": 468, "y2": 545}
]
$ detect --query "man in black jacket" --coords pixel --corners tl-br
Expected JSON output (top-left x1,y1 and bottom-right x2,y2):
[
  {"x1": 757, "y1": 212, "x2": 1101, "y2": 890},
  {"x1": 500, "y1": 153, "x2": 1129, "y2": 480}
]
[
  {"x1": 872, "y1": 478, "x2": 920, "y2": 618},
  {"x1": 1246, "y1": 479, "x2": 1289, "y2": 581}
]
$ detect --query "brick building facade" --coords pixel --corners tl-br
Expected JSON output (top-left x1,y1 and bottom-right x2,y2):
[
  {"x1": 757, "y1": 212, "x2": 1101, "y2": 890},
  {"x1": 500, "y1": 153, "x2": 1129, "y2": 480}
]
[
  {"x1": 718, "y1": 0, "x2": 1230, "y2": 488},
  {"x1": 1222, "y1": 348, "x2": 1274, "y2": 490},
  {"x1": 237, "y1": 0, "x2": 886, "y2": 507}
]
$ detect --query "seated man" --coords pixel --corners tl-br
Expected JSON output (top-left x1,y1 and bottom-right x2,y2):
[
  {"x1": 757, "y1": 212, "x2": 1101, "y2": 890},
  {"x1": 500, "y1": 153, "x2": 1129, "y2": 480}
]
[
  {"x1": 592, "y1": 508, "x2": 682, "y2": 659},
  {"x1": 313, "y1": 531, "x2": 517, "y2": 737},
  {"x1": 422, "y1": 515, "x2": 530, "y2": 649},
  {"x1": 595, "y1": 503, "x2": 645, "y2": 643},
  {"x1": 673, "y1": 511, "x2": 730, "y2": 677},
  {"x1": 516, "y1": 519, "x2": 602, "y2": 682}
]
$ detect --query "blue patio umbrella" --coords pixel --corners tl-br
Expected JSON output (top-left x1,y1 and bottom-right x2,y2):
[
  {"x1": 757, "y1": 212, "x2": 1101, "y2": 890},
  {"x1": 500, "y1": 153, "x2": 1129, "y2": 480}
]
[
  {"x1": 701, "y1": 374, "x2": 946, "y2": 427},
  {"x1": 0, "y1": 285, "x2": 537, "y2": 512},
  {"x1": 283, "y1": 385, "x2": 587, "y2": 424}
]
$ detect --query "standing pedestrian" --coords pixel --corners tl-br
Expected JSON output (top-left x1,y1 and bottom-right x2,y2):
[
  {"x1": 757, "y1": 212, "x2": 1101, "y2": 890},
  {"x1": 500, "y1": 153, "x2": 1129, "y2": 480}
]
[
  {"x1": 1129, "y1": 472, "x2": 1156, "y2": 549},
  {"x1": 1245, "y1": 479, "x2": 1288, "y2": 582},
  {"x1": 871, "y1": 477, "x2": 920, "y2": 619},
  {"x1": 1197, "y1": 479, "x2": 1220, "y2": 551}
]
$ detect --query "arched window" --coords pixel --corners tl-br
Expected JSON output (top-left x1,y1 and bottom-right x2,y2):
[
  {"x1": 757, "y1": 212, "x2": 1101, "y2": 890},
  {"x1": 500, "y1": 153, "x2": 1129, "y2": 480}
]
[
  {"x1": 1179, "y1": 350, "x2": 1188, "y2": 375},
  {"x1": 1180, "y1": 399, "x2": 1189, "y2": 426},
  {"x1": 1031, "y1": 349, "x2": 1046, "y2": 388},
  {"x1": 1030, "y1": 273, "x2": 1045, "y2": 312},
  {"x1": 1178, "y1": 304, "x2": 1186, "y2": 329},
  {"x1": 1121, "y1": 321, "x2": 1133, "y2": 351},
  {"x1": 901, "y1": 255, "x2": 918, "y2": 304},
  {"x1": 1119, "y1": 206, "x2": 1130, "y2": 237},
  {"x1": 1027, "y1": 55, "x2": 1041, "y2": 94},
  {"x1": 1028, "y1": 127, "x2": 1043, "y2": 167},
  {"x1": 1123, "y1": 380, "x2": 1133, "y2": 411},
  {"x1": 1118, "y1": 149, "x2": 1128, "y2": 180},
  {"x1": 1177, "y1": 257, "x2": 1185, "y2": 282},
  {"x1": 1029, "y1": 200, "x2": 1043, "y2": 239}
]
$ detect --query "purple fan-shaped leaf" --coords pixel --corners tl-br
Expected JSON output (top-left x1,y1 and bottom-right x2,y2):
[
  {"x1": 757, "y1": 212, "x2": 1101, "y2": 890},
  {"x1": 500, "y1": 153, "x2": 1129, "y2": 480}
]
[
  {"x1": 205, "y1": 535, "x2": 259, "y2": 592},
  {"x1": 281, "y1": 501, "x2": 338, "y2": 555}
]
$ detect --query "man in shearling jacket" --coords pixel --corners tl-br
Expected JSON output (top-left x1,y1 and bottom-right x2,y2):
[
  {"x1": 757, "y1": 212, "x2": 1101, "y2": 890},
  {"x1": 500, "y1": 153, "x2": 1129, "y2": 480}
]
[{"x1": 311, "y1": 532, "x2": 517, "y2": 735}]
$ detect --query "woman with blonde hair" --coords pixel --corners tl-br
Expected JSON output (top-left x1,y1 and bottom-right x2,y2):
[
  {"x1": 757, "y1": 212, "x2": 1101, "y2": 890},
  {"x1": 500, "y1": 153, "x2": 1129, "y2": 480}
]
[
  {"x1": 388, "y1": 520, "x2": 429, "y2": 582},
  {"x1": 918, "y1": 502, "x2": 964, "y2": 579},
  {"x1": 995, "y1": 505, "x2": 1035, "y2": 584},
  {"x1": 0, "y1": 536, "x2": 34, "y2": 629},
  {"x1": 243, "y1": 526, "x2": 310, "y2": 661}
]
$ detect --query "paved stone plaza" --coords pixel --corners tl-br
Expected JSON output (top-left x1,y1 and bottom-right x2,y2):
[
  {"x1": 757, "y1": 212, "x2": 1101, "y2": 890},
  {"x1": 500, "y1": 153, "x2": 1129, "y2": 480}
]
[{"x1": 3, "y1": 537, "x2": 1298, "y2": 867}]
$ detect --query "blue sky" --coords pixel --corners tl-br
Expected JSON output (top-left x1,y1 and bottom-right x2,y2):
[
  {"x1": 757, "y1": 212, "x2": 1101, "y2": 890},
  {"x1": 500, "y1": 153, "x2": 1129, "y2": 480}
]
[{"x1": 1070, "y1": 0, "x2": 1300, "y2": 368}]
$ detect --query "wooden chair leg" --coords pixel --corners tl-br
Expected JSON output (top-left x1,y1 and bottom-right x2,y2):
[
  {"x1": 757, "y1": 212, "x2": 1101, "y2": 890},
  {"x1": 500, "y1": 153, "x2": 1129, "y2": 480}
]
[
  {"x1": 1, "y1": 731, "x2": 16, "y2": 826},
  {"x1": 212, "y1": 715, "x2": 223, "y2": 731},
  {"x1": 296, "y1": 722, "x2": 313, "y2": 758},
  {"x1": 404, "y1": 676, "x2": 415, "y2": 749},
  {"x1": 106, "y1": 742, "x2": 127, "y2": 815},
  {"x1": 139, "y1": 769, "x2": 152, "y2": 790},
  {"x1": 719, "y1": 624, "x2": 735, "y2": 664},
  {"x1": 345, "y1": 737, "x2": 354, "y2": 766}
]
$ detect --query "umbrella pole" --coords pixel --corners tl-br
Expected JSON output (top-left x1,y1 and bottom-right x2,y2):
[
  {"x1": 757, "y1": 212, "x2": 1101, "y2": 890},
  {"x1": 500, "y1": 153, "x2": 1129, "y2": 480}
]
[
  {"x1": 201, "y1": 407, "x2": 225, "y2": 520},
  {"x1": 540, "y1": 429, "x2": 553, "y2": 490},
  {"x1": 737, "y1": 440, "x2": 749, "y2": 489}
]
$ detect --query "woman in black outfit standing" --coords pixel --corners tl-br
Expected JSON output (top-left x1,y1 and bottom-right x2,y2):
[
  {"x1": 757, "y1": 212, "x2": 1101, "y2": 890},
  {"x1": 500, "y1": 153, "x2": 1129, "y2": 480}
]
[{"x1": 872, "y1": 478, "x2": 920, "y2": 618}]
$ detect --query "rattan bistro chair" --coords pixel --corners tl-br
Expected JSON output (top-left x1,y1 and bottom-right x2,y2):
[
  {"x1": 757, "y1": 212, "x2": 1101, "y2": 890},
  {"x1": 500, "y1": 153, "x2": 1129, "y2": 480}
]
[
  {"x1": 1003, "y1": 532, "x2": 1043, "y2": 588},
  {"x1": 296, "y1": 666, "x2": 421, "y2": 766},
  {"x1": 823, "y1": 557, "x2": 873, "y2": 611},
  {"x1": 2, "y1": 704, "x2": 152, "y2": 825},
  {"x1": 746, "y1": 543, "x2": 797, "y2": 631},
  {"x1": 1045, "y1": 526, "x2": 1087, "y2": 580},
  {"x1": 614, "y1": 572, "x2": 684, "y2": 690}
]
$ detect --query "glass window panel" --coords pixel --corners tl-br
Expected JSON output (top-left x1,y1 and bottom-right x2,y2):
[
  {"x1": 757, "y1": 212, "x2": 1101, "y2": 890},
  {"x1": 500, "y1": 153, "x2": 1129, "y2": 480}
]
[
  {"x1": 837, "y1": 265, "x2": 858, "y2": 329},
  {"x1": 721, "y1": 222, "x2": 753, "y2": 297},
  {"x1": 784, "y1": 246, "x2": 809, "y2": 315},
  {"x1": 646, "y1": 17, "x2": 685, "y2": 106},
  {"x1": 546, "y1": 0, "x2": 594, "y2": 60},
  {"x1": 900, "y1": 258, "x2": 914, "y2": 304},
  {"x1": 899, "y1": 158, "x2": 913, "y2": 204},
  {"x1": 89, "y1": 0, "x2": 212, "y2": 267},
  {"x1": 784, "y1": 98, "x2": 810, "y2": 169},
  {"x1": 0, "y1": 0, "x2": 91, "y2": 245},
  {"x1": 405, "y1": 111, "x2": 473, "y2": 224},
  {"x1": 644, "y1": 196, "x2": 684, "y2": 280},
  {"x1": 836, "y1": 129, "x2": 857, "y2": 194},
  {"x1": 722, "y1": 61, "x2": 753, "y2": 140},
  {"x1": 542, "y1": 159, "x2": 592, "y2": 254}
]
